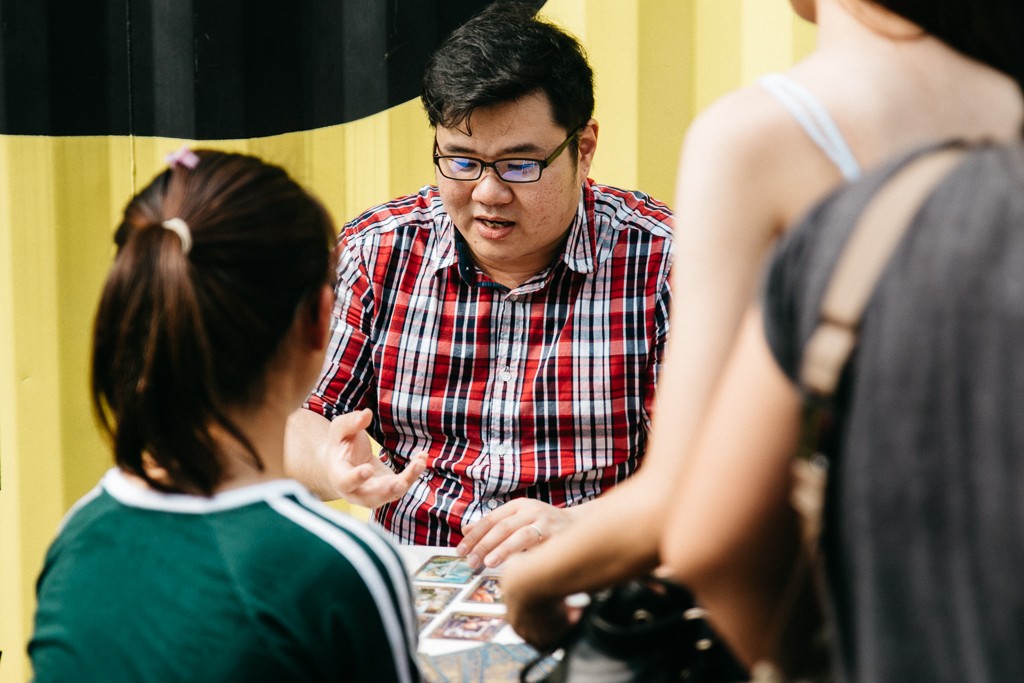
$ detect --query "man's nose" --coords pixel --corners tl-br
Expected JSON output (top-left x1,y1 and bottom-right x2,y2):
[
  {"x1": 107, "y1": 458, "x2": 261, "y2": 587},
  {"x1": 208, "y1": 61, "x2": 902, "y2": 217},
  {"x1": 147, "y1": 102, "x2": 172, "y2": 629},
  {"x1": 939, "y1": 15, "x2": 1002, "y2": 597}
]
[{"x1": 471, "y1": 167, "x2": 514, "y2": 204}]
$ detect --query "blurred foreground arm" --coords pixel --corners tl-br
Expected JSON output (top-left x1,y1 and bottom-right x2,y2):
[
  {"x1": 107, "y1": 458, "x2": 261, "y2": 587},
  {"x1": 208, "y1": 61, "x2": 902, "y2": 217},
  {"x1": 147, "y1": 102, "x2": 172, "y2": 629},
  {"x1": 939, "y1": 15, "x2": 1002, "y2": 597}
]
[
  {"x1": 659, "y1": 308, "x2": 803, "y2": 668},
  {"x1": 501, "y1": 92, "x2": 793, "y2": 648}
]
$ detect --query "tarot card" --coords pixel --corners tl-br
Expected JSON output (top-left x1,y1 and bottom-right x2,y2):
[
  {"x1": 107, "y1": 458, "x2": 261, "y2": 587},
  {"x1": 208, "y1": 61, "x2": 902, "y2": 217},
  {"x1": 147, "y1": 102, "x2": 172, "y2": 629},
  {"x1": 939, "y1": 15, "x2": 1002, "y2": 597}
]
[
  {"x1": 465, "y1": 575, "x2": 503, "y2": 604},
  {"x1": 417, "y1": 613, "x2": 436, "y2": 632},
  {"x1": 428, "y1": 611, "x2": 506, "y2": 642},
  {"x1": 415, "y1": 585, "x2": 459, "y2": 614},
  {"x1": 413, "y1": 555, "x2": 475, "y2": 585}
]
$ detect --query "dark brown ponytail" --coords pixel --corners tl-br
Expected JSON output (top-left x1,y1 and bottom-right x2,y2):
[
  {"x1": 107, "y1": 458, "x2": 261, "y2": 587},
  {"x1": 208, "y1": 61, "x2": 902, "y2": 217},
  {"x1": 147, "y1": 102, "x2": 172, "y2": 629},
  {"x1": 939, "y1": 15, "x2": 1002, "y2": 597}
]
[{"x1": 91, "y1": 151, "x2": 335, "y2": 495}]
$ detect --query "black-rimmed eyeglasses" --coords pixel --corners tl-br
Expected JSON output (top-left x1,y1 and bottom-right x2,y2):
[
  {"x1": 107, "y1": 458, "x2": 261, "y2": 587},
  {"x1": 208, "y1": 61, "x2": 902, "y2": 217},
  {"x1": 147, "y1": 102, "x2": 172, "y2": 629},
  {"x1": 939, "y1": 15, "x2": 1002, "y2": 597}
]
[{"x1": 433, "y1": 127, "x2": 581, "y2": 183}]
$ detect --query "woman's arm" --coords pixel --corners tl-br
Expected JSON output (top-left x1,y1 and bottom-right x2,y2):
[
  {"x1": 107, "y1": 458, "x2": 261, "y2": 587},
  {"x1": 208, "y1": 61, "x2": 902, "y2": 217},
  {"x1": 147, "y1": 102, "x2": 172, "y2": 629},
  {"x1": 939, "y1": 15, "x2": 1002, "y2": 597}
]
[
  {"x1": 501, "y1": 88, "x2": 801, "y2": 648},
  {"x1": 659, "y1": 307, "x2": 803, "y2": 668}
]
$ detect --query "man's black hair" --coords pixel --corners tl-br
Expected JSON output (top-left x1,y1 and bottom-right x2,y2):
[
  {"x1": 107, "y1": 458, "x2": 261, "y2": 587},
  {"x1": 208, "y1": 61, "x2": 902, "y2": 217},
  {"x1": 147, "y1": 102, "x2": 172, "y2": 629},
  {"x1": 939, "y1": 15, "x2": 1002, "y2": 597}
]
[{"x1": 421, "y1": 1, "x2": 594, "y2": 138}]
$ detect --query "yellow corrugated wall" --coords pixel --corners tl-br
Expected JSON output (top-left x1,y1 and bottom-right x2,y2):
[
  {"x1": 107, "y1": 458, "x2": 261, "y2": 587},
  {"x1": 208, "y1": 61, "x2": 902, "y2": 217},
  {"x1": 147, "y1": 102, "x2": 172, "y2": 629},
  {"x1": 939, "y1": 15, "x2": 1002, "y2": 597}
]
[{"x1": 0, "y1": 1, "x2": 814, "y2": 679}]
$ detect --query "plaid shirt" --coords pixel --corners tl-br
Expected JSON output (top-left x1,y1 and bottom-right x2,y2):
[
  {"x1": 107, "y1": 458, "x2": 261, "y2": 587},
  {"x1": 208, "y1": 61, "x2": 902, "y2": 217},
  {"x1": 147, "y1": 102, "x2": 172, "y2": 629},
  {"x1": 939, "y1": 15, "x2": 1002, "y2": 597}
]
[{"x1": 306, "y1": 180, "x2": 674, "y2": 545}]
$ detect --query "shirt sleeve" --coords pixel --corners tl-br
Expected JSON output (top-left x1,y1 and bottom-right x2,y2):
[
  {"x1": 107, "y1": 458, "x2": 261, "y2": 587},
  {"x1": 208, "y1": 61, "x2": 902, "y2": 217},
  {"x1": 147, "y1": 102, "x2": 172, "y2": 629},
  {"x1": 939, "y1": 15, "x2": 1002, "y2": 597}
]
[
  {"x1": 644, "y1": 271, "x2": 673, "y2": 421},
  {"x1": 305, "y1": 234, "x2": 378, "y2": 419}
]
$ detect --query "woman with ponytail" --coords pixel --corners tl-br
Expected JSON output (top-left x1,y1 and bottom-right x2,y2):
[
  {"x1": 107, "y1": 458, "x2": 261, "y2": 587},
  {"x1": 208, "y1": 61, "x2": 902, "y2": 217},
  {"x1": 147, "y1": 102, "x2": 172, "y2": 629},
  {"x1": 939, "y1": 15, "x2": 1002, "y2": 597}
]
[{"x1": 29, "y1": 150, "x2": 422, "y2": 683}]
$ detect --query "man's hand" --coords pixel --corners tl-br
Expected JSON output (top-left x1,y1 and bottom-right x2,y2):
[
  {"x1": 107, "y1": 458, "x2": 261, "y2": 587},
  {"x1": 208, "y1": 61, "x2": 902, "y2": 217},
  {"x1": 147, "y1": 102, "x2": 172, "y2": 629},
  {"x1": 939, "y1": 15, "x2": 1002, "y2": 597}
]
[
  {"x1": 456, "y1": 498, "x2": 571, "y2": 570},
  {"x1": 324, "y1": 408, "x2": 428, "y2": 507},
  {"x1": 287, "y1": 407, "x2": 427, "y2": 507},
  {"x1": 500, "y1": 553, "x2": 584, "y2": 650}
]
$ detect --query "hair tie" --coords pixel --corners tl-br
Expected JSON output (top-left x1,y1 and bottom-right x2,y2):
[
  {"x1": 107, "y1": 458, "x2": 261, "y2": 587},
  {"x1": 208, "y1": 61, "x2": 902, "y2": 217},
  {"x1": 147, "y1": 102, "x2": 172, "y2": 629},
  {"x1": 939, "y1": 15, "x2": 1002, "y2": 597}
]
[
  {"x1": 161, "y1": 218, "x2": 193, "y2": 255},
  {"x1": 165, "y1": 146, "x2": 200, "y2": 170}
]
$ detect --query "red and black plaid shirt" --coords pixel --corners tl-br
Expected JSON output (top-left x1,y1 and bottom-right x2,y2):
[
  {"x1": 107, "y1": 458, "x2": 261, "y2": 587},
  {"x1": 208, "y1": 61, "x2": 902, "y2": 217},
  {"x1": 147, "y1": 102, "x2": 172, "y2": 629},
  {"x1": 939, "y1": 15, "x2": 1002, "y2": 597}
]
[{"x1": 306, "y1": 180, "x2": 674, "y2": 545}]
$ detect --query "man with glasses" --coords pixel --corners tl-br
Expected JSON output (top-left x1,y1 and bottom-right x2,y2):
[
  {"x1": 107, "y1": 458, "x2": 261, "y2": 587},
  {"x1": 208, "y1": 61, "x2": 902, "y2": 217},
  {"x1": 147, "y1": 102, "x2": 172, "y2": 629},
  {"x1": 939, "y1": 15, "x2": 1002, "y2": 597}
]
[{"x1": 286, "y1": 3, "x2": 674, "y2": 566}]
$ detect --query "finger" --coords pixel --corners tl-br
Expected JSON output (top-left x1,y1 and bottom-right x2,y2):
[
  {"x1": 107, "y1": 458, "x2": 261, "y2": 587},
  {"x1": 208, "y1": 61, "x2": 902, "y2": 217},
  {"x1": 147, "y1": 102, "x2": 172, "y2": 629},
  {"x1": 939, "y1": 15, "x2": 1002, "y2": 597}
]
[
  {"x1": 459, "y1": 498, "x2": 524, "y2": 549},
  {"x1": 336, "y1": 462, "x2": 375, "y2": 495},
  {"x1": 382, "y1": 452, "x2": 427, "y2": 496},
  {"x1": 331, "y1": 408, "x2": 373, "y2": 439},
  {"x1": 338, "y1": 448, "x2": 426, "y2": 508},
  {"x1": 459, "y1": 501, "x2": 539, "y2": 566},
  {"x1": 471, "y1": 514, "x2": 533, "y2": 568},
  {"x1": 327, "y1": 413, "x2": 360, "y2": 446},
  {"x1": 484, "y1": 502, "x2": 567, "y2": 567},
  {"x1": 402, "y1": 451, "x2": 428, "y2": 479},
  {"x1": 340, "y1": 475, "x2": 411, "y2": 508},
  {"x1": 457, "y1": 513, "x2": 501, "y2": 564},
  {"x1": 481, "y1": 522, "x2": 545, "y2": 568}
]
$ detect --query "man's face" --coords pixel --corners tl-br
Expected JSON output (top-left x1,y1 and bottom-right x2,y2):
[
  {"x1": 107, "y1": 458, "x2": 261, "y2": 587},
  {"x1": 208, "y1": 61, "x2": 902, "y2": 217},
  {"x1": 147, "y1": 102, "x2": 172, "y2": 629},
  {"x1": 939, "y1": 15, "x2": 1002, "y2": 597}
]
[{"x1": 434, "y1": 92, "x2": 597, "y2": 288}]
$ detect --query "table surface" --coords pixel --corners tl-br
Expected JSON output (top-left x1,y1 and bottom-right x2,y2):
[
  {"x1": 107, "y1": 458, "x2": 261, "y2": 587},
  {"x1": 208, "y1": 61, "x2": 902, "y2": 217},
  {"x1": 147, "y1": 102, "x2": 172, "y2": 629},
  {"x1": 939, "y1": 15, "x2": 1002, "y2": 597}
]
[{"x1": 399, "y1": 546, "x2": 554, "y2": 682}]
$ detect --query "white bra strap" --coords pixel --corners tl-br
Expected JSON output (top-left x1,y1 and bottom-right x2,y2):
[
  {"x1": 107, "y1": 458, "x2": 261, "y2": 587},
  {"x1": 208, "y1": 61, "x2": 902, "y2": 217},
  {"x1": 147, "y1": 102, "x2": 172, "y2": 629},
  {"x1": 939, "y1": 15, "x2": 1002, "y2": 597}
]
[{"x1": 759, "y1": 73, "x2": 862, "y2": 181}]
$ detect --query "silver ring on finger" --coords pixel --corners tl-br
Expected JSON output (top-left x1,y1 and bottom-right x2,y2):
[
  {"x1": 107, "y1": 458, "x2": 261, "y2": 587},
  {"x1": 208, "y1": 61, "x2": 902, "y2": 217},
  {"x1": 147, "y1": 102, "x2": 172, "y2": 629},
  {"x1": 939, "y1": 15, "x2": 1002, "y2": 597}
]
[{"x1": 526, "y1": 523, "x2": 544, "y2": 542}]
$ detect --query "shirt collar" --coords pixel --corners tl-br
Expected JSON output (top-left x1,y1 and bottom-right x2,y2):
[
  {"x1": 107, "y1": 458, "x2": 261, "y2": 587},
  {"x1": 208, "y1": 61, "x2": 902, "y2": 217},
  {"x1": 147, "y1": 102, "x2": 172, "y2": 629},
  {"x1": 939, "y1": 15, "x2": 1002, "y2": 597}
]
[
  {"x1": 429, "y1": 180, "x2": 598, "y2": 284},
  {"x1": 559, "y1": 179, "x2": 597, "y2": 275},
  {"x1": 100, "y1": 468, "x2": 310, "y2": 513}
]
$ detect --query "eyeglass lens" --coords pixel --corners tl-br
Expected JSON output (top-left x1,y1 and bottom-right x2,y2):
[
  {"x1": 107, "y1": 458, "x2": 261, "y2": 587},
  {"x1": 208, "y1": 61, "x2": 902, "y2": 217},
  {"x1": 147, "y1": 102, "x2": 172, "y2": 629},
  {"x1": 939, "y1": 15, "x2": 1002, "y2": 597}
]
[
  {"x1": 434, "y1": 125, "x2": 580, "y2": 183},
  {"x1": 437, "y1": 158, "x2": 542, "y2": 182}
]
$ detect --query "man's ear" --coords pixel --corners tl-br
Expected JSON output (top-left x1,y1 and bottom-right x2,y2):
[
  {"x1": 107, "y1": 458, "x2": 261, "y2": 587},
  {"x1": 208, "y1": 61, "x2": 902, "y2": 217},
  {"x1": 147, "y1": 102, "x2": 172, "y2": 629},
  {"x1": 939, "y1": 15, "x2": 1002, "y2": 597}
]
[{"x1": 577, "y1": 118, "x2": 599, "y2": 178}]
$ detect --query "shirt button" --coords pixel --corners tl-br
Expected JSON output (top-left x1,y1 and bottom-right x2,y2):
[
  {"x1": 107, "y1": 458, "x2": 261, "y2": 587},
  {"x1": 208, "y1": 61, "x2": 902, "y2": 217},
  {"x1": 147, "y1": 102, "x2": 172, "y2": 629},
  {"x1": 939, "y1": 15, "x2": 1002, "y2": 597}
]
[
  {"x1": 500, "y1": 369, "x2": 512, "y2": 382},
  {"x1": 485, "y1": 499, "x2": 501, "y2": 511}
]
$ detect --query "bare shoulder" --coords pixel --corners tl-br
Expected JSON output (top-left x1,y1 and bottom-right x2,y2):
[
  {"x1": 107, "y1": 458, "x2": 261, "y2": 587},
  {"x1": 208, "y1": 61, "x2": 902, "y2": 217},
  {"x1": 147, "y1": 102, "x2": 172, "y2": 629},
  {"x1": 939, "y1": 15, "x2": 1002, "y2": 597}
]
[
  {"x1": 683, "y1": 84, "x2": 800, "y2": 162},
  {"x1": 677, "y1": 82, "x2": 837, "y2": 236}
]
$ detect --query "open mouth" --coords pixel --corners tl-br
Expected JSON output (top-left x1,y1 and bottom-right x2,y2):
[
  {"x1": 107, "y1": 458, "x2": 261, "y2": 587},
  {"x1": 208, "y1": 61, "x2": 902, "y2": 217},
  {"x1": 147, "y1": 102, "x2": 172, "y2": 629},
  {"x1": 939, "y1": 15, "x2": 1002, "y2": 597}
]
[{"x1": 478, "y1": 217, "x2": 514, "y2": 229}]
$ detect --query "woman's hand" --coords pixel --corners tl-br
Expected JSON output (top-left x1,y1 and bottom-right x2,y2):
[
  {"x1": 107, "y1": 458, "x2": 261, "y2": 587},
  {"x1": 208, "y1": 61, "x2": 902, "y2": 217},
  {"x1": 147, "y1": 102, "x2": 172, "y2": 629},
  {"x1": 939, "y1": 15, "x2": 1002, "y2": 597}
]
[{"x1": 500, "y1": 552, "x2": 585, "y2": 650}]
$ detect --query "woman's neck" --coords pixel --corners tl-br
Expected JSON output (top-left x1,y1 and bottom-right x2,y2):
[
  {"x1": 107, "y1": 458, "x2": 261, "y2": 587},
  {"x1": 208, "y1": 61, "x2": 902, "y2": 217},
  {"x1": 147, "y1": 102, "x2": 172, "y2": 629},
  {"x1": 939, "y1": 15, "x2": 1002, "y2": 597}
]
[
  {"x1": 814, "y1": 0, "x2": 924, "y2": 49},
  {"x1": 213, "y1": 400, "x2": 290, "y2": 493},
  {"x1": 805, "y1": 0, "x2": 1023, "y2": 145}
]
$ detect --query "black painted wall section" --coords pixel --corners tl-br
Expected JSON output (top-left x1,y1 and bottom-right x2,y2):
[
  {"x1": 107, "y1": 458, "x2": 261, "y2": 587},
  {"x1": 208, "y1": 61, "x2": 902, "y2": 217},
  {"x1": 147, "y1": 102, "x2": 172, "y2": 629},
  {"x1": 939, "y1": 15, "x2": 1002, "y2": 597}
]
[{"x1": 0, "y1": 0, "x2": 545, "y2": 138}]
